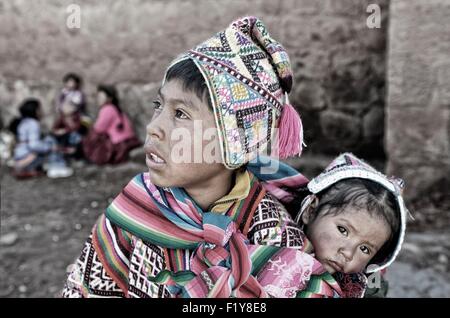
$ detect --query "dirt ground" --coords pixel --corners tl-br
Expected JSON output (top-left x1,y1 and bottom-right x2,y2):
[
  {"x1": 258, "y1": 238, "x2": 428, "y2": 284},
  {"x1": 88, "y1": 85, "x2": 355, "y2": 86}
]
[{"x1": 1, "y1": 160, "x2": 449, "y2": 298}]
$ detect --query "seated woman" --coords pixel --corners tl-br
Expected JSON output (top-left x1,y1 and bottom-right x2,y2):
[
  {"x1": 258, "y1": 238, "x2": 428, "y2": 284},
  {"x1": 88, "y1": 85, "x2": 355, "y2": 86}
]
[{"x1": 82, "y1": 85, "x2": 141, "y2": 165}]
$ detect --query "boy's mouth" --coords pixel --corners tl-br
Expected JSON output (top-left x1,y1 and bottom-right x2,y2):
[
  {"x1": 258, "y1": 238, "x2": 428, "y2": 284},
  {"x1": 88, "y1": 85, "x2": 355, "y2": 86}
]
[
  {"x1": 149, "y1": 153, "x2": 165, "y2": 163},
  {"x1": 144, "y1": 145, "x2": 167, "y2": 168},
  {"x1": 146, "y1": 152, "x2": 166, "y2": 169}
]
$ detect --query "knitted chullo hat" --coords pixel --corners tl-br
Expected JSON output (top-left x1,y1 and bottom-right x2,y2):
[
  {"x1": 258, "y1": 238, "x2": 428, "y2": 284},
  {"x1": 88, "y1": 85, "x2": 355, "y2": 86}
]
[
  {"x1": 164, "y1": 16, "x2": 304, "y2": 169},
  {"x1": 296, "y1": 153, "x2": 411, "y2": 273}
]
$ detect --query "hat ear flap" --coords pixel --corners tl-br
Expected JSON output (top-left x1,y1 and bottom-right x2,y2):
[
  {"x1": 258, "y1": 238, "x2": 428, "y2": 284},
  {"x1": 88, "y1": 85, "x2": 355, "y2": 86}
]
[
  {"x1": 295, "y1": 194, "x2": 318, "y2": 224},
  {"x1": 388, "y1": 176, "x2": 405, "y2": 195}
]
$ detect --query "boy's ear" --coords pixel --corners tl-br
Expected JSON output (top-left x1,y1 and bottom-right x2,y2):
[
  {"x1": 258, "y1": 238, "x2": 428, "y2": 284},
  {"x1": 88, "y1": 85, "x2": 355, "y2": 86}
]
[{"x1": 301, "y1": 195, "x2": 319, "y2": 225}]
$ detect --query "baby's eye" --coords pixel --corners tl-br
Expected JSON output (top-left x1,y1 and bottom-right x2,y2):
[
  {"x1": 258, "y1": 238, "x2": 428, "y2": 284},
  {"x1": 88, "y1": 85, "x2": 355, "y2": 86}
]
[
  {"x1": 152, "y1": 100, "x2": 162, "y2": 110},
  {"x1": 360, "y1": 245, "x2": 371, "y2": 255},
  {"x1": 337, "y1": 226, "x2": 348, "y2": 237},
  {"x1": 175, "y1": 109, "x2": 189, "y2": 119}
]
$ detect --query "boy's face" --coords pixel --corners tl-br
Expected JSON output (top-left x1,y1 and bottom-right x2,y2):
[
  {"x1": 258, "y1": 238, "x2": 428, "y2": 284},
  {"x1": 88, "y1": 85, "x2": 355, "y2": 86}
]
[
  {"x1": 144, "y1": 79, "x2": 229, "y2": 189},
  {"x1": 303, "y1": 206, "x2": 391, "y2": 274}
]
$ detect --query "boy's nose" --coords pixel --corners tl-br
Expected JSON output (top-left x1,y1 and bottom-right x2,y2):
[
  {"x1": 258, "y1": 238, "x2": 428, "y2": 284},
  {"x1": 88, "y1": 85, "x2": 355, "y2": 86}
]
[{"x1": 146, "y1": 115, "x2": 165, "y2": 141}]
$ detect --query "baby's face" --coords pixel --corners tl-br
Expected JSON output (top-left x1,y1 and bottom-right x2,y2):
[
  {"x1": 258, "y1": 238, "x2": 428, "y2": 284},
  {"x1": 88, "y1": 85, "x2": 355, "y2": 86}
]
[
  {"x1": 144, "y1": 79, "x2": 229, "y2": 189},
  {"x1": 304, "y1": 207, "x2": 391, "y2": 274}
]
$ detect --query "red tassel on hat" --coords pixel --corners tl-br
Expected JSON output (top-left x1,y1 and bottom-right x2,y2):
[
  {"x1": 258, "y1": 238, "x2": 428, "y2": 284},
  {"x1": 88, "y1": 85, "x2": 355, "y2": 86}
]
[{"x1": 277, "y1": 93, "x2": 305, "y2": 159}]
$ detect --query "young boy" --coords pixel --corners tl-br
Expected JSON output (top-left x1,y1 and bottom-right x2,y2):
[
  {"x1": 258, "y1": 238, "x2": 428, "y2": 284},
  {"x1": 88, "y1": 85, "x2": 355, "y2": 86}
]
[{"x1": 62, "y1": 16, "x2": 312, "y2": 298}]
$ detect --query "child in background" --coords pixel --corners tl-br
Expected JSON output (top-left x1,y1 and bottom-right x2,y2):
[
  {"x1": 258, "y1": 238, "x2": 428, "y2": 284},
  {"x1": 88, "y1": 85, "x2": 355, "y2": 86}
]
[
  {"x1": 0, "y1": 110, "x2": 15, "y2": 167},
  {"x1": 81, "y1": 85, "x2": 141, "y2": 165},
  {"x1": 9, "y1": 98, "x2": 73, "y2": 179},
  {"x1": 56, "y1": 73, "x2": 86, "y2": 114},
  {"x1": 52, "y1": 73, "x2": 90, "y2": 159}
]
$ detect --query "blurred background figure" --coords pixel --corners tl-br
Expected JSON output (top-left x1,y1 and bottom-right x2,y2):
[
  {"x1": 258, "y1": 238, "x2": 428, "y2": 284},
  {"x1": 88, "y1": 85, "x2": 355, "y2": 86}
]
[
  {"x1": 82, "y1": 84, "x2": 141, "y2": 165},
  {"x1": 8, "y1": 98, "x2": 73, "y2": 179},
  {"x1": 0, "y1": 110, "x2": 15, "y2": 168},
  {"x1": 52, "y1": 73, "x2": 91, "y2": 161}
]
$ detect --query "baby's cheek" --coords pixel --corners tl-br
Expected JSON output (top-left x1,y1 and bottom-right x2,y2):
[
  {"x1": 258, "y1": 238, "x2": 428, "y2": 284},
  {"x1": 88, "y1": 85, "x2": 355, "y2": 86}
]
[
  {"x1": 317, "y1": 231, "x2": 333, "y2": 244},
  {"x1": 314, "y1": 231, "x2": 335, "y2": 256},
  {"x1": 346, "y1": 261, "x2": 367, "y2": 274}
]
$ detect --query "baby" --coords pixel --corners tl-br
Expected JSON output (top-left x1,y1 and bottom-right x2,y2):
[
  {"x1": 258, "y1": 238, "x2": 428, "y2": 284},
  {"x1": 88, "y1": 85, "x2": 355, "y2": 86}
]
[{"x1": 290, "y1": 153, "x2": 409, "y2": 297}]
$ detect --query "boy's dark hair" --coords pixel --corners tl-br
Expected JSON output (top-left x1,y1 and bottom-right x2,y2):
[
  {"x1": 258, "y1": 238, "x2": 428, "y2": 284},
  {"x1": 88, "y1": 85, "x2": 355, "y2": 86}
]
[
  {"x1": 8, "y1": 98, "x2": 41, "y2": 135},
  {"x1": 63, "y1": 73, "x2": 82, "y2": 89},
  {"x1": 165, "y1": 58, "x2": 213, "y2": 110},
  {"x1": 97, "y1": 84, "x2": 124, "y2": 130},
  {"x1": 309, "y1": 178, "x2": 400, "y2": 266}
]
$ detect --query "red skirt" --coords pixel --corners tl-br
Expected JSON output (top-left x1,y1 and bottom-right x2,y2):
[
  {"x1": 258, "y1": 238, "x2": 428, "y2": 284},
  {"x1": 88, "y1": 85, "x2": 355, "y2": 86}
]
[{"x1": 82, "y1": 131, "x2": 141, "y2": 165}]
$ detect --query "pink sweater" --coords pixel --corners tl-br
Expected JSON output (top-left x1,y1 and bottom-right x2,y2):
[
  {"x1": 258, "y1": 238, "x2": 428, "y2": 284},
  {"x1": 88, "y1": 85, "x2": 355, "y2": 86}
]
[{"x1": 94, "y1": 104, "x2": 136, "y2": 144}]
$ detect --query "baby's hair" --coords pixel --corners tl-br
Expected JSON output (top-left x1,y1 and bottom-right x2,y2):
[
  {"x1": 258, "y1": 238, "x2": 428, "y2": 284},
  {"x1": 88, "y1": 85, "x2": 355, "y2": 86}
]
[
  {"x1": 311, "y1": 178, "x2": 400, "y2": 265},
  {"x1": 63, "y1": 72, "x2": 82, "y2": 89},
  {"x1": 165, "y1": 59, "x2": 213, "y2": 110}
]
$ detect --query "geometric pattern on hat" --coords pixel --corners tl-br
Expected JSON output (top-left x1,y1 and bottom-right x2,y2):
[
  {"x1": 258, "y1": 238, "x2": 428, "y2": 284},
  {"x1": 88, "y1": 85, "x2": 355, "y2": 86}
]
[
  {"x1": 165, "y1": 16, "x2": 294, "y2": 168},
  {"x1": 307, "y1": 153, "x2": 409, "y2": 273}
]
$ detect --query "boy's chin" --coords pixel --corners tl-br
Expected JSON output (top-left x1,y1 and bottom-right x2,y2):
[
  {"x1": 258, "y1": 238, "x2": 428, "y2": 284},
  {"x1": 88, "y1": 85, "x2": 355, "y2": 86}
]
[{"x1": 147, "y1": 169, "x2": 173, "y2": 188}]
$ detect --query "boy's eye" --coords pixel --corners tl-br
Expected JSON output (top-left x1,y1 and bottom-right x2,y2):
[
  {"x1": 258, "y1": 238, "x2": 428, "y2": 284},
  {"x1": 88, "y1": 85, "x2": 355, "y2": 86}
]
[
  {"x1": 152, "y1": 100, "x2": 162, "y2": 110},
  {"x1": 337, "y1": 226, "x2": 348, "y2": 237},
  {"x1": 360, "y1": 245, "x2": 371, "y2": 255},
  {"x1": 175, "y1": 109, "x2": 189, "y2": 119}
]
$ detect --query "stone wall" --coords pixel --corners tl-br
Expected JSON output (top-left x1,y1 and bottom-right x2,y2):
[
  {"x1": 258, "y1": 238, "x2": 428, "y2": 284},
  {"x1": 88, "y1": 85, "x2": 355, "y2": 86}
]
[
  {"x1": 386, "y1": 0, "x2": 450, "y2": 202},
  {"x1": 0, "y1": 0, "x2": 388, "y2": 162}
]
